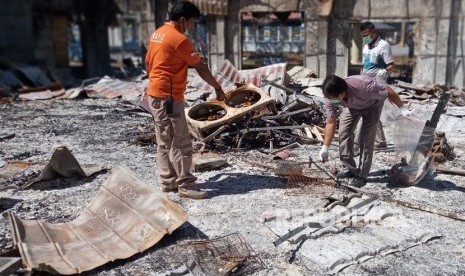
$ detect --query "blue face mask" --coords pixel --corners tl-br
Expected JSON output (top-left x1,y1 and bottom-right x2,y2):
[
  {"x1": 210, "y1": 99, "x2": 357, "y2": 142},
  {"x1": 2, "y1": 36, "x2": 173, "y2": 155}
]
[{"x1": 362, "y1": 35, "x2": 372, "y2": 44}]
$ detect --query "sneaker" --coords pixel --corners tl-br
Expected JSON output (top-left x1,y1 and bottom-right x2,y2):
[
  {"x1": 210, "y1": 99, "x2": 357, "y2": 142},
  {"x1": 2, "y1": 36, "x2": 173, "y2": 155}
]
[
  {"x1": 178, "y1": 188, "x2": 208, "y2": 199},
  {"x1": 161, "y1": 185, "x2": 178, "y2": 193},
  {"x1": 336, "y1": 170, "x2": 356, "y2": 179},
  {"x1": 350, "y1": 176, "x2": 367, "y2": 188}
]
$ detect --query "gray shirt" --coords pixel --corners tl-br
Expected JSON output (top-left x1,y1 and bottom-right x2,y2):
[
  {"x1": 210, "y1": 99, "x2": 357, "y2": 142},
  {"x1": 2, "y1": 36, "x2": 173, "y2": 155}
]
[{"x1": 324, "y1": 75, "x2": 388, "y2": 119}]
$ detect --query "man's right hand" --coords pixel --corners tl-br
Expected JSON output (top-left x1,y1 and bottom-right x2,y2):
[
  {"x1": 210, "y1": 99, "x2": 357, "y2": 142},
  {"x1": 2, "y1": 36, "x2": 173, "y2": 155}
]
[
  {"x1": 319, "y1": 145, "x2": 329, "y2": 162},
  {"x1": 400, "y1": 106, "x2": 412, "y2": 117},
  {"x1": 215, "y1": 87, "x2": 225, "y2": 101}
]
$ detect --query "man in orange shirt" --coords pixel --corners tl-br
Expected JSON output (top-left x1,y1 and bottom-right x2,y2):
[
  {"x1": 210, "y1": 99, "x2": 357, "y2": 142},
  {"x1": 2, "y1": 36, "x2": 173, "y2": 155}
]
[{"x1": 146, "y1": 1, "x2": 225, "y2": 199}]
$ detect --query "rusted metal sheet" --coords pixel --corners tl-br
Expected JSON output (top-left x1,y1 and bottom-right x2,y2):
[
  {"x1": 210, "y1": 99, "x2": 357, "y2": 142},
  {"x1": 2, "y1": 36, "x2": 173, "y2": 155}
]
[
  {"x1": 186, "y1": 59, "x2": 240, "y2": 94},
  {"x1": 18, "y1": 89, "x2": 66, "y2": 100},
  {"x1": 8, "y1": 165, "x2": 188, "y2": 275},
  {"x1": 23, "y1": 146, "x2": 105, "y2": 189},
  {"x1": 240, "y1": 63, "x2": 288, "y2": 87},
  {"x1": 190, "y1": 0, "x2": 228, "y2": 15},
  {"x1": 187, "y1": 60, "x2": 287, "y2": 96},
  {"x1": 84, "y1": 76, "x2": 145, "y2": 101},
  {"x1": 18, "y1": 81, "x2": 64, "y2": 93},
  {"x1": 0, "y1": 162, "x2": 44, "y2": 182}
]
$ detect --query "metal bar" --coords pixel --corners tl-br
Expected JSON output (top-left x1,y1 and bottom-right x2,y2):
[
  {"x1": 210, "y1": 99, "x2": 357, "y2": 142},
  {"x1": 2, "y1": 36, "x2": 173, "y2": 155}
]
[
  {"x1": 220, "y1": 125, "x2": 313, "y2": 137},
  {"x1": 261, "y1": 118, "x2": 280, "y2": 125},
  {"x1": 201, "y1": 125, "x2": 226, "y2": 143},
  {"x1": 262, "y1": 107, "x2": 315, "y2": 120},
  {"x1": 436, "y1": 165, "x2": 465, "y2": 176},
  {"x1": 270, "y1": 142, "x2": 302, "y2": 155},
  {"x1": 307, "y1": 157, "x2": 362, "y2": 193},
  {"x1": 261, "y1": 78, "x2": 296, "y2": 94}
]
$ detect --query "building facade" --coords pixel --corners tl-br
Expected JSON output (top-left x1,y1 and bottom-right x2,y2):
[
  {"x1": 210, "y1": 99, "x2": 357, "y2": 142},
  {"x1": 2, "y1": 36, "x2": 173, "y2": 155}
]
[
  {"x1": 0, "y1": 0, "x2": 463, "y2": 88},
  {"x1": 156, "y1": 0, "x2": 464, "y2": 87}
]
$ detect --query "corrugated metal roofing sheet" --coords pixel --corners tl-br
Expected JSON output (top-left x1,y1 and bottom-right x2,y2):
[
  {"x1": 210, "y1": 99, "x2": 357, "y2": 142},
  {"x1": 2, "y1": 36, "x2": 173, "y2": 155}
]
[
  {"x1": 265, "y1": 197, "x2": 440, "y2": 274},
  {"x1": 8, "y1": 165, "x2": 188, "y2": 274},
  {"x1": 84, "y1": 76, "x2": 146, "y2": 100},
  {"x1": 186, "y1": 60, "x2": 288, "y2": 96},
  {"x1": 18, "y1": 89, "x2": 65, "y2": 100},
  {"x1": 22, "y1": 146, "x2": 105, "y2": 189}
]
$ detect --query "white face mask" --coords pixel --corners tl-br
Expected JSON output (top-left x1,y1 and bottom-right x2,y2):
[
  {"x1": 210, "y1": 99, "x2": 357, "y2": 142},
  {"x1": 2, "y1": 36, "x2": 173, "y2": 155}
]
[{"x1": 181, "y1": 17, "x2": 189, "y2": 35}]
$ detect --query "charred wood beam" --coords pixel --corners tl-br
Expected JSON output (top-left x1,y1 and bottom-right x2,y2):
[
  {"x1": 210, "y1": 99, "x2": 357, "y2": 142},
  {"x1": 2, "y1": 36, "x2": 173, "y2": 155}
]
[
  {"x1": 272, "y1": 130, "x2": 319, "y2": 144},
  {"x1": 410, "y1": 92, "x2": 450, "y2": 166},
  {"x1": 436, "y1": 165, "x2": 465, "y2": 176},
  {"x1": 427, "y1": 92, "x2": 451, "y2": 129},
  {"x1": 396, "y1": 81, "x2": 429, "y2": 93},
  {"x1": 201, "y1": 125, "x2": 226, "y2": 143},
  {"x1": 261, "y1": 119, "x2": 280, "y2": 125}
]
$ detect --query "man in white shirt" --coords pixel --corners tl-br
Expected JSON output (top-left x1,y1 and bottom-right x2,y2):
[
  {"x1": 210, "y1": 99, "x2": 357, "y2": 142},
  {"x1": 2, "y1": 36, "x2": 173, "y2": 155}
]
[{"x1": 355, "y1": 21, "x2": 395, "y2": 150}]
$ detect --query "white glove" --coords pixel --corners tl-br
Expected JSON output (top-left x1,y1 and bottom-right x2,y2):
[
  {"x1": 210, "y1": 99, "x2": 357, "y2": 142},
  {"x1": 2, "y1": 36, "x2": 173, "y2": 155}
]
[
  {"x1": 319, "y1": 145, "x2": 329, "y2": 162},
  {"x1": 400, "y1": 106, "x2": 412, "y2": 117},
  {"x1": 376, "y1": 69, "x2": 387, "y2": 79}
]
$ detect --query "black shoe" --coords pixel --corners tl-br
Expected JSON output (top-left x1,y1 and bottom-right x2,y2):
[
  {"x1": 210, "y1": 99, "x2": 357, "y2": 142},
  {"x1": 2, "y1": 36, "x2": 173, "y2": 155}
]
[
  {"x1": 350, "y1": 176, "x2": 367, "y2": 188},
  {"x1": 336, "y1": 171, "x2": 356, "y2": 179},
  {"x1": 375, "y1": 142, "x2": 387, "y2": 149}
]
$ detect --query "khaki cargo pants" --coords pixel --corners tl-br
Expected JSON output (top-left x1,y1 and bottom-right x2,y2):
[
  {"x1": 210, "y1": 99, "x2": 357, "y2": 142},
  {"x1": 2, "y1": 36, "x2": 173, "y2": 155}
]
[{"x1": 148, "y1": 96, "x2": 197, "y2": 190}]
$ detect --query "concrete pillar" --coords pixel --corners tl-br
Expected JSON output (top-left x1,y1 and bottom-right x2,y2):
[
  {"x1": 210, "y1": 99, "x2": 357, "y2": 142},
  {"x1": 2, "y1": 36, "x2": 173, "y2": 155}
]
[
  {"x1": 445, "y1": 0, "x2": 462, "y2": 86},
  {"x1": 326, "y1": 0, "x2": 358, "y2": 77},
  {"x1": 78, "y1": 0, "x2": 115, "y2": 77},
  {"x1": 304, "y1": 19, "x2": 328, "y2": 78},
  {"x1": 209, "y1": 16, "x2": 225, "y2": 72},
  {"x1": 350, "y1": 23, "x2": 363, "y2": 65},
  {"x1": 153, "y1": 0, "x2": 169, "y2": 29},
  {"x1": 225, "y1": 1, "x2": 241, "y2": 67}
]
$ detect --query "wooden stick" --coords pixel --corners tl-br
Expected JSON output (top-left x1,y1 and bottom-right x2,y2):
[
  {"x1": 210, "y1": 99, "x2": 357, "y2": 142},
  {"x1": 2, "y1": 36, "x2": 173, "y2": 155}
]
[{"x1": 436, "y1": 165, "x2": 465, "y2": 176}]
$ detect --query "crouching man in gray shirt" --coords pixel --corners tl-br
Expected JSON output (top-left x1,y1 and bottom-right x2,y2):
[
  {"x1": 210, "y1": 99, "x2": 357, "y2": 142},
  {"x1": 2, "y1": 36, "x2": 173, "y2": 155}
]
[{"x1": 319, "y1": 75, "x2": 411, "y2": 188}]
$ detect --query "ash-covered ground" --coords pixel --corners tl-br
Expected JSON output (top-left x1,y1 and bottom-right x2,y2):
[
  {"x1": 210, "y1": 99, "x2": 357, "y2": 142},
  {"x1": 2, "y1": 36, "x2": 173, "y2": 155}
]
[{"x1": 1, "y1": 97, "x2": 465, "y2": 275}]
